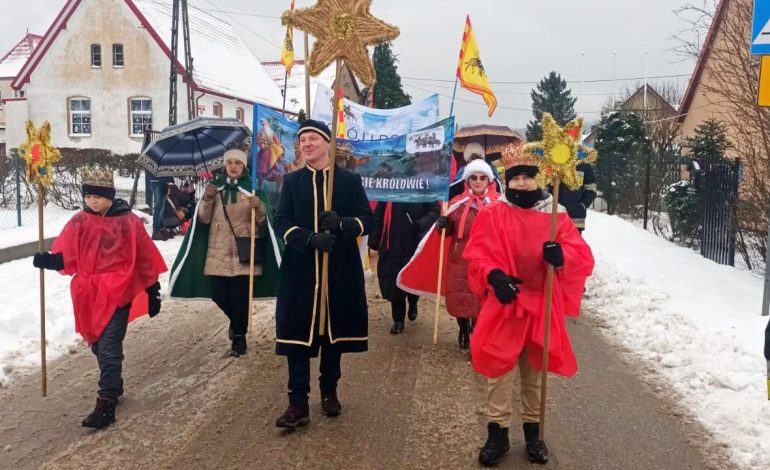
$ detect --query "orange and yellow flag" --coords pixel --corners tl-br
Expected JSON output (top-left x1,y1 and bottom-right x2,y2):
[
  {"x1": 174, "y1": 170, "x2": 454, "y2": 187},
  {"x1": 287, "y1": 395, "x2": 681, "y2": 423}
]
[
  {"x1": 456, "y1": 15, "x2": 497, "y2": 117},
  {"x1": 336, "y1": 86, "x2": 347, "y2": 139},
  {"x1": 280, "y1": 0, "x2": 295, "y2": 77}
]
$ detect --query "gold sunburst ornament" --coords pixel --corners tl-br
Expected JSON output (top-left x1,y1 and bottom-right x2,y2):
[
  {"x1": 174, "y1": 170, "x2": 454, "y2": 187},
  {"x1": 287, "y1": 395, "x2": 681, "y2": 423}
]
[
  {"x1": 282, "y1": 0, "x2": 400, "y2": 87},
  {"x1": 19, "y1": 121, "x2": 61, "y2": 187},
  {"x1": 523, "y1": 113, "x2": 597, "y2": 190}
]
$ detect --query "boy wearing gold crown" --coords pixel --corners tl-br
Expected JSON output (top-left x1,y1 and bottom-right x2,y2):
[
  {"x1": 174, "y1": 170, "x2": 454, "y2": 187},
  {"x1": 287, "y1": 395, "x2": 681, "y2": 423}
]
[
  {"x1": 463, "y1": 146, "x2": 594, "y2": 466},
  {"x1": 33, "y1": 164, "x2": 167, "y2": 429}
]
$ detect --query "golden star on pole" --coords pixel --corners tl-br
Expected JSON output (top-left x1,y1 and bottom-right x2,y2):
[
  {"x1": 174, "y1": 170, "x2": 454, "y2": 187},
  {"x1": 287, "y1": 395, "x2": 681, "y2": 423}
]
[
  {"x1": 523, "y1": 113, "x2": 597, "y2": 190},
  {"x1": 282, "y1": 0, "x2": 400, "y2": 87},
  {"x1": 19, "y1": 121, "x2": 61, "y2": 187}
]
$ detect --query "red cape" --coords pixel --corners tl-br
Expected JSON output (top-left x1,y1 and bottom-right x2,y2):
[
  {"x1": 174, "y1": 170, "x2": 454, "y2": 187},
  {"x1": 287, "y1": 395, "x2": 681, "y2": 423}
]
[
  {"x1": 397, "y1": 189, "x2": 497, "y2": 303},
  {"x1": 52, "y1": 211, "x2": 167, "y2": 345},
  {"x1": 464, "y1": 201, "x2": 594, "y2": 378}
]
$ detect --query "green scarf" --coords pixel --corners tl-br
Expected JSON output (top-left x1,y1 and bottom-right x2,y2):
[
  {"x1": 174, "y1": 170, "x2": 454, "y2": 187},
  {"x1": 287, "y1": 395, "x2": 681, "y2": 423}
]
[{"x1": 213, "y1": 174, "x2": 252, "y2": 205}]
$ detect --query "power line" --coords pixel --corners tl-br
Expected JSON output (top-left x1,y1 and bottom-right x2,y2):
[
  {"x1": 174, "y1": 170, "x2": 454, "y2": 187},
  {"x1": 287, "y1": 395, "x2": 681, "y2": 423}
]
[
  {"x1": 401, "y1": 73, "x2": 691, "y2": 86},
  {"x1": 401, "y1": 78, "x2": 617, "y2": 96},
  {"x1": 197, "y1": 0, "x2": 282, "y2": 50}
]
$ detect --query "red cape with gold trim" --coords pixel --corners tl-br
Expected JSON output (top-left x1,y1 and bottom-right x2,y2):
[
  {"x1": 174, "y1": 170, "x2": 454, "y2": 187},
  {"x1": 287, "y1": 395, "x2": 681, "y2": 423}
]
[
  {"x1": 52, "y1": 210, "x2": 167, "y2": 345},
  {"x1": 464, "y1": 200, "x2": 594, "y2": 378}
]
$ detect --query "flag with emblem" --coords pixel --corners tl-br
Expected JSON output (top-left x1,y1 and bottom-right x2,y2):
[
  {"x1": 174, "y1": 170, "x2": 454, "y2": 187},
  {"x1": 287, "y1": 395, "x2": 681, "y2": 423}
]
[
  {"x1": 456, "y1": 15, "x2": 497, "y2": 117},
  {"x1": 280, "y1": 0, "x2": 295, "y2": 77}
]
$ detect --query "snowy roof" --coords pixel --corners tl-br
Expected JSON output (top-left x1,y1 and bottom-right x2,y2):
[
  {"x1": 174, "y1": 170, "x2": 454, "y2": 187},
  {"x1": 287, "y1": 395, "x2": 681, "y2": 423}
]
[
  {"x1": 131, "y1": 0, "x2": 283, "y2": 107},
  {"x1": 261, "y1": 60, "x2": 337, "y2": 113},
  {"x1": 0, "y1": 33, "x2": 42, "y2": 79}
]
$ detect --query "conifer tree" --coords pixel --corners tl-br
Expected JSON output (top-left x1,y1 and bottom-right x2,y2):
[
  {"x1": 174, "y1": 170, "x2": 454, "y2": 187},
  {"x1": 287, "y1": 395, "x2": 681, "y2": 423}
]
[
  {"x1": 361, "y1": 43, "x2": 411, "y2": 109},
  {"x1": 526, "y1": 72, "x2": 577, "y2": 141}
]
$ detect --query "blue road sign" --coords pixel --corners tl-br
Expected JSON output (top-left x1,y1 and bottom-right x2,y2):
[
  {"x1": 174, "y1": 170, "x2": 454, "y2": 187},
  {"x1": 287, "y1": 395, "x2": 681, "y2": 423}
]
[{"x1": 752, "y1": 0, "x2": 770, "y2": 55}]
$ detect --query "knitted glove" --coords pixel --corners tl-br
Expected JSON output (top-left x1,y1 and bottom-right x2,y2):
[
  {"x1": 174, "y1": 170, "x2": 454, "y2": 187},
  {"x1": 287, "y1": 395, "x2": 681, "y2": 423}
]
[
  {"x1": 318, "y1": 211, "x2": 342, "y2": 234},
  {"x1": 487, "y1": 269, "x2": 523, "y2": 304},
  {"x1": 543, "y1": 241, "x2": 564, "y2": 268},
  {"x1": 307, "y1": 232, "x2": 337, "y2": 252},
  {"x1": 436, "y1": 216, "x2": 453, "y2": 232},
  {"x1": 146, "y1": 282, "x2": 161, "y2": 318},
  {"x1": 32, "y1": 252, "x2": 64, "y2": 271}
]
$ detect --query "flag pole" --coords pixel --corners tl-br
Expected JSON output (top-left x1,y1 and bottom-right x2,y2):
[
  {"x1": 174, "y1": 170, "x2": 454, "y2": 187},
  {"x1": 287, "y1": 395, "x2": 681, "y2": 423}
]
[
  {"x1": 538, "y1": 175, "x2": 561, "y2": 440},
  {"x1": 38, "y1": 181, "x2": 47, "y2": 397},
  {"x1": 448, "y1": 78, "x2": 459, "y2": 119},
  {"x1": 304, "y1": 32, "x2": 311, "y2": 116},
  {"x1": 282, "y1": 68, "x2": 289, "y2": 116},
  {"x1": 318, "y1": 59, "x2": 344, "y2": 336}
]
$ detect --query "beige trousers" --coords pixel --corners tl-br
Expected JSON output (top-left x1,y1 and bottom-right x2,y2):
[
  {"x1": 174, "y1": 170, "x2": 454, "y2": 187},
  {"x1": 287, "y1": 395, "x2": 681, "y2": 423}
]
[{"x1": 485, "y1": 348, "x2": 542, "y2": 427}]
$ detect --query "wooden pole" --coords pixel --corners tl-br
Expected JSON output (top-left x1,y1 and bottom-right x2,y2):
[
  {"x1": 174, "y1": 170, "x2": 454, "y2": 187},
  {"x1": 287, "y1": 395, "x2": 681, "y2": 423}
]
[
  {"x1": 247, "y1": 203, "x2": 256, "y2": 336},
  {"x1": 37, "y1": 182, "x2": 47, "y2": 397},
  {"x1": 304, "y1": 32, "x2": 311, "y2": 116},
  {"x1": 538, "y1": 177, "x2": 561, "y2": 440},
  {"x1": 433, "y1": 201, "x2": 449, "y2": 344},
  {"x1": 318, "y1": 59, "x2": 344, "y2": 336}
]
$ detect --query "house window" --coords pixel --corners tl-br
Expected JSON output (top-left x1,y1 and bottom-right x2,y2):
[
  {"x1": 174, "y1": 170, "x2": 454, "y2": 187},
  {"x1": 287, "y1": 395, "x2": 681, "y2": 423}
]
[
  {"x1": 91, "y1": 44, "x2": 101, "y2": 68},
  {"x1": 212, "y1": 102, "x2": 223, "y2": 117},
  {"x1": 69, "y1": 98, "x2": 91, "y2": 136},
  {"x1": 235, "y1": 107, "x2": 244, "y2": 123},
  {"x1": 112, "y1": 44, "x2": 124, "y2": 67},
  {"x1": 129, "y1": 97, "x2": 152, "y2": 136}
]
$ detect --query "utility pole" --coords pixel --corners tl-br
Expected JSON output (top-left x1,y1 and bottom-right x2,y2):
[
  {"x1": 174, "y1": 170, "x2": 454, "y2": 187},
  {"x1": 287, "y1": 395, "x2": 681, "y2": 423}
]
[
  {"x1": 763, "y1": 197, "x2": 770, "y2": 316},
  {"x1": 642, "y1": 50, "x2": 651, "y2": 230},
  {"x1": 168, "y1": 0, "x2": 194, "y2": 126}
]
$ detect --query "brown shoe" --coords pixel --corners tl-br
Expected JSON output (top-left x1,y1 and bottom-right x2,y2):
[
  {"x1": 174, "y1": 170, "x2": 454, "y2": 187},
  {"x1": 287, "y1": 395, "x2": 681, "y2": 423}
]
[
  {"x1": 275, "y1": 403, "x2": 310, "y2": 428},
  {"x1": 321, "y1": 391, "x2": 341, "y2": 417},
  {"x1": 151, "y1": 230, "x2": 169, "y2": 241}
]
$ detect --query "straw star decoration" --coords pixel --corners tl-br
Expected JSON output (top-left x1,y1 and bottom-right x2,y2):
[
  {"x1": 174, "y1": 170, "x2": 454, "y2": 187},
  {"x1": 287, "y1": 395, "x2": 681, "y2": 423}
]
[
  {"x1": 18, "y1": 120, "x2": 61, "y2": 187},
  {"x1": 523, "y1": 113, "x2": 597, "y2": 190},
  {"x1": 282, "y1": 0, "x2": 399, "y2": 87}
]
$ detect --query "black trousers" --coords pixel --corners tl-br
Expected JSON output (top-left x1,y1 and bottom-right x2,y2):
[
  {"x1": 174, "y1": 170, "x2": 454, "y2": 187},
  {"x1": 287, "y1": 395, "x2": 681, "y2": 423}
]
[
  {"x1": 287, "y1": 344, "x2": 342, "y2": 405},
  {"x1": 90, "y1": 307, "x2": 129, "y2": 401},
  {"x1": 390, "y1": 289, "x2": 419, "y2": 322},
  {"x1": 210, "y1": 275, "x2": 250, "y2": 338}
]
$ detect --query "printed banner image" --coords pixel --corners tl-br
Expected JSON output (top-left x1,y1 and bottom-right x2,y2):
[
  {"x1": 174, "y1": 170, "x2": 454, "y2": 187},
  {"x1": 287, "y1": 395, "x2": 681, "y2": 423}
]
[
  {"x1": 252, "y1": 105, "x2": 300, "y2": 205},
  {"x1": 337, "y1": 117, "x2": 455, "y2": 203},
  {"x1": 311, "y1": 84, "x2": 440, "y2": 141}
]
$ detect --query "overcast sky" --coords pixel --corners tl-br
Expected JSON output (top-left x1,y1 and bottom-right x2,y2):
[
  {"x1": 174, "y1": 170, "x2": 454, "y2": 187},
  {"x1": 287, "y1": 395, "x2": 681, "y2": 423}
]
[{"x1": 1, "y1": 0, "x2": 704, "y2": 130}]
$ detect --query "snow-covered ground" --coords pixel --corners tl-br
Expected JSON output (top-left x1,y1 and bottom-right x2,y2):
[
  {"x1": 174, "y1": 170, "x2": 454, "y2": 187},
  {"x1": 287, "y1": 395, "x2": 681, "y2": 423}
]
[
  {"x1": 583, "y1": 210, "x2": 769, "y2": 470},
  {"x1": 0, "y1": 207, "x2": 768, "y2": 468},
  {"x1": 0, "y1": 215, "x2": 182, "y2": 386}
]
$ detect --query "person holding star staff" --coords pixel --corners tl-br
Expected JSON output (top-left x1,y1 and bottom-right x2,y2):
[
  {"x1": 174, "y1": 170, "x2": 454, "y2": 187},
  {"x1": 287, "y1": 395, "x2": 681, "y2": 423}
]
[{"x1": 463, "y1": 114, "x2": 595, "y2": 466}]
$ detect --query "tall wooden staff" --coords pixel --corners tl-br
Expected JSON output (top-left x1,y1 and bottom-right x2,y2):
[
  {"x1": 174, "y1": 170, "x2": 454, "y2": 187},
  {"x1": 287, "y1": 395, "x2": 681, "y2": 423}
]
[
  {"x1": 433, "y1": 201, "x2": 448, "y2": 344},
  {"x1": 283, "y1": 0, "x2": 400, "y2": 335},
  {"x1": 522, "y1": 113, "x2": 597, "y2": 440},
  {"x1": 19, "y1": 121, "x2": 61, "y2": 397}
]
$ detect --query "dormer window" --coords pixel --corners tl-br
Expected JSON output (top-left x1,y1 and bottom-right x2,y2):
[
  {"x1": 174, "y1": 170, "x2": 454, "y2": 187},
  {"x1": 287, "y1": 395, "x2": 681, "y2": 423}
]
[
  {"x1": 112, "y1": 44, "x2": 124, "y2": 67},
  {"x1": 91, "y1": 44, "x2": 101, "y2": 68}
]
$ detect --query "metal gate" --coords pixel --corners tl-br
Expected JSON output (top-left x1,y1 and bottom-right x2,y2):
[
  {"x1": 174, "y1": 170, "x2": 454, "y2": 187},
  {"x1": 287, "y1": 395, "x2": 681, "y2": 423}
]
[{"x1": 697, "y1": 159, "x2": 740, "y2": 266}]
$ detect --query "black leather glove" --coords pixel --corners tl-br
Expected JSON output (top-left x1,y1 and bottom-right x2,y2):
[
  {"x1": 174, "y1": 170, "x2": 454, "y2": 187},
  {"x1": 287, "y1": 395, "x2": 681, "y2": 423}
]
[
  {"x1": 307, "y1": 232, "x2": 337, "y2": 252},
  {"x1": 33, "y1": 252, "x2": 64, "y2": 271},
  {"x1": 436, "y1": 216, "x2": 453, "y2": 232},
  {"x1": 543, "y1": 241, "x2": 564, "y2": 268},
  {"x1": 318, "y1": 211, "x2": 342, "y2": 233},
  {"x1": 487, "y1": 269, "x2": 523, "y2": 304},
  {"x1": 146, "y1": 282, "x2": 161, "y2": 318}
]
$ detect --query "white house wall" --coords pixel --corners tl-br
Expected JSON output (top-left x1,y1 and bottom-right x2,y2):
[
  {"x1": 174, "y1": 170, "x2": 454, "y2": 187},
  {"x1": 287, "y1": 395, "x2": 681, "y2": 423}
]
[{"x1": 5, "y1": 0, "x2": 251, "y2": 156}]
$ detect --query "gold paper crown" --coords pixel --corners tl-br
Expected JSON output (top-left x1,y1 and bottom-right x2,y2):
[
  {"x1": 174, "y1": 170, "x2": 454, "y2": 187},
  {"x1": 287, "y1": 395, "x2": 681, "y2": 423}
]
[
  {"x1": 501, "y1": 143, "x2": 538, "y2": 170},
  {"x1": 81, "y1": 164, "x2": 114, "y2": 188}
]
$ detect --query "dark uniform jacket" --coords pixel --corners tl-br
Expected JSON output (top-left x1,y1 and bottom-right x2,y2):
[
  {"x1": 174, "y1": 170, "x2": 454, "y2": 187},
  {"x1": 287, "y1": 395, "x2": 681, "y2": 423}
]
[
  {"x1": 369, "y1": 202, "x2": 440, "y2": 301},
  {"x1": 274, "y1": 164, "x2": 374, "y2": 356},
  {"x1": 550, "y1": 163, "x2": 597, "y2": 230}
]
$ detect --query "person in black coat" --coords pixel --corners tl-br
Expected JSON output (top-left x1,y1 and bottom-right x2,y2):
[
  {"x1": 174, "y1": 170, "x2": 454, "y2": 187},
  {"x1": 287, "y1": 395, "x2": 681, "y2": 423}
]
[
  {"x1": 369, "y1": 201, "x2": 440, "y2": 334},
  {"x1": 273, "y1": 120, "x2": 374, "y2": 429},
  {"x1": 548, "y1": 163, "x2": 597, "y2": 232}
]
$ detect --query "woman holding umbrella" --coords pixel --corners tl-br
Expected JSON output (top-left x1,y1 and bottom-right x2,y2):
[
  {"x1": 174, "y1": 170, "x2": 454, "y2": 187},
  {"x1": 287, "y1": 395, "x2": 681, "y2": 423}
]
[{"x1": 197, "y1": 149, "x2": 267, "y2": 356}]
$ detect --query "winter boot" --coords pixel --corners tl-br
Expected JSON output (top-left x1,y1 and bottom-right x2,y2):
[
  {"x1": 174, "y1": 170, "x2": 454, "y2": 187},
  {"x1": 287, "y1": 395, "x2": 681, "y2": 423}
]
[
  {"x1": 407, "y1": 302, "x2": 418, "y2": 321},
  {"x1": 457, "y1": 319, "x2": 470, "y2": 350},
  {"x1": 321, "y1": 390, "x2": 342, "y2": 417},
  {"x1": 81, "y1": 397, "x2": 117, "y2": 429},
  {"x1": 275, "y1": 403, "x2": 310, "y2": 428},
  {"x1": 523, "y1": 422, "x2": 549, "y2": 464},
  {"x1": 389, "y1": 321, "x2": 405, "y2": 334},
  {"x1": 230, "y1": 335, "x2": 247, "y2": 357},
  {"x1": 478, "y1": 422, "x2": 509, "y2": 466},
  {"x1": 151, "y1": 230, "x2": 169, "y2": 241}
]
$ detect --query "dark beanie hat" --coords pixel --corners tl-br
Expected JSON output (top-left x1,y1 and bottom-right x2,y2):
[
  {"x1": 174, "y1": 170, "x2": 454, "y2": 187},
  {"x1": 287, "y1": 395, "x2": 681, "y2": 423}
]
[
  {"x1": 298, "y1": 119, "x2": 331, "y2": 142},
  {"x1": 505, "y1": 165, "x2": 539, "y2": 183},
  {"x1": 82, "y1": 184, "x2": 116, "y2": 200}
]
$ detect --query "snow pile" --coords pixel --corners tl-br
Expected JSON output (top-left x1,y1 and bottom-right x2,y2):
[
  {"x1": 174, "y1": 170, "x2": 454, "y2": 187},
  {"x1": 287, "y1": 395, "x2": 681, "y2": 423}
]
[
  {"x1": 0, "y1": 230, "x2": 182, "y2": 386},
  {"x1": 584, "y1": 210, "x2": 769, "y2": 470}
]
